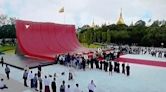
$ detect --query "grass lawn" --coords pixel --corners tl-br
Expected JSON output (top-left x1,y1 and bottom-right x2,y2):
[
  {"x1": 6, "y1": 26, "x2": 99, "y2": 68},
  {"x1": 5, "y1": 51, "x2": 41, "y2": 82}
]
[
  {"x1": 81, "y1": 43, "x2": 102, "y2": 48},
  {"x1": 0, "y1": 45, "x2": 16, "y2": 52}
]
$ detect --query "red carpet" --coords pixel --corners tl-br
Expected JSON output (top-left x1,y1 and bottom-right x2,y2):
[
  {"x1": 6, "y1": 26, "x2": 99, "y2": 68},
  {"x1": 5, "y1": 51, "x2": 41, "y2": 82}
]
[{"x1": 116, "y1": 57, "x2": 166, "y2": 67}]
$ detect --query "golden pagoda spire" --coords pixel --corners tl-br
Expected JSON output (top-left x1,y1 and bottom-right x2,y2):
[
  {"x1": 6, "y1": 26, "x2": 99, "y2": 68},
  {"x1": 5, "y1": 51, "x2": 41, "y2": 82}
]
[
  {"x1": 117, "y1": 8, "x2": 125, "y2": 25},
  {"x1": 92, "y1": 19, "x2": 95, "y2": 27}
]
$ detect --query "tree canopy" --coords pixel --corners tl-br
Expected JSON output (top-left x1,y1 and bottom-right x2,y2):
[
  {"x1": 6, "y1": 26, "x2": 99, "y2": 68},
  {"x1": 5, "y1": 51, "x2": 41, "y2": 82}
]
[{"x1": 78, "y1": 20, "x2": 166, "y2": 47}]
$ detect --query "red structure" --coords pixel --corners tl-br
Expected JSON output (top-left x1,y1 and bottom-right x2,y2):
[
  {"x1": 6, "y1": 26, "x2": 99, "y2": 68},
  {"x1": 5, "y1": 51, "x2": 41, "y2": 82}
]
[{"x1": 16, "y1": 20, "x2": 88, "y2": 61}]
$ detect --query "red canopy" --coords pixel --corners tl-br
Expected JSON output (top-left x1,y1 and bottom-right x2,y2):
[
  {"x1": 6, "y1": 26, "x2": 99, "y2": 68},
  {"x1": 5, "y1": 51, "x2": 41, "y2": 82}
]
[{"x1": 16, "y1": 20, "x2": 89, "y2": 61}]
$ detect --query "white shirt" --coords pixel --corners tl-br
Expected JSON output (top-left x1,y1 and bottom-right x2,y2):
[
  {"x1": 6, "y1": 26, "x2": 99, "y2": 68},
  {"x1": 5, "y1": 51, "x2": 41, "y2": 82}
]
[
  {"x1": 79, "y1": 58, "x2": 82, "y2": 63},
  {"x1": 0, "y1": 81, "x2": 4, "y2": 88},
  {"x1": 84, "y1": 54, "x2": 88, "y2": 60},
  {"x1": 28, "y1": 72, "x2": 34, "y2": 80},
  {"x1": 88, "y1": 83, "x2": 96, "y2": 91},
  {"x1": 59, "y1": 55, "x2": 63, "y2": 61},
  {"x1": 66, "y1": 88, "x2": 71, "y2": 92},
  {"x1": 74, "y1": 87, "x2": 81, "y2": 92},
  {"x1": 44, "y1": 78, "x2": 51, "y2": 86}
]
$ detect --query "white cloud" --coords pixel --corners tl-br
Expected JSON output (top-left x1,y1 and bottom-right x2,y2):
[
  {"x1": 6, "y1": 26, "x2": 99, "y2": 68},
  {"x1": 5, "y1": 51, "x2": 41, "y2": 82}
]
[
  {"x1": 0, "y1": 0, "x2": 5, "y2": 14},
  {"x1": 1, "y1": 0, "x2": 166, "y2": 26}
]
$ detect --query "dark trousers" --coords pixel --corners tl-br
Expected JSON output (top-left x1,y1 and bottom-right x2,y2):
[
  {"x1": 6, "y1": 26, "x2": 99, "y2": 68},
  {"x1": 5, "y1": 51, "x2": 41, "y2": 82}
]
[
  {"x1": 30, "y1": 79, "x2": 33, "y2": 88},
  {"x1": 24, "y1": 78, "x2": 28, "y2": 86},
  {"x1": 0, "y1": 85, "x2": 8, "y2": 89},
  {"x1": 6, "y1": 72, "x2": 9, "y2": 79},
  {"x1": 45, "y1": 86, "x2": 50, "y2": 92},
  {"x1": 1, "y1": 62, "x2": 4, "y2": 67},
  {"x1": 52, "y1": 88, "x2": 56, "y2": 92},
  {"x1": 89, "y1": 90, "x2": 93, "y2": 92},
  {"x1": 127, "y1": 70, "x2": 130, "y2": 76},
  {"x1": 39, "y1": 82, "x2": 42, "y2": 91}
]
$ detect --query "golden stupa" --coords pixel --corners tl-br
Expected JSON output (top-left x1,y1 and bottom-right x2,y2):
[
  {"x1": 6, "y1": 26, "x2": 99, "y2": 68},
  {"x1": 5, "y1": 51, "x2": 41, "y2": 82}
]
[
  {"x1": 92, "y1": 20, "x2": 95, "y2": 28},
  {"x1": 117, "y1": 8, "x2": 125, "y2": 25}
]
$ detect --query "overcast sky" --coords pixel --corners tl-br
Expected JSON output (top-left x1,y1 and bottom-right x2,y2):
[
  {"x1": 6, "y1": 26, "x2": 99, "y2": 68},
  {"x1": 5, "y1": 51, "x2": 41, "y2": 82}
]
[{"x1": 0, "y1": 0, "x2": 166, "y2": 27}]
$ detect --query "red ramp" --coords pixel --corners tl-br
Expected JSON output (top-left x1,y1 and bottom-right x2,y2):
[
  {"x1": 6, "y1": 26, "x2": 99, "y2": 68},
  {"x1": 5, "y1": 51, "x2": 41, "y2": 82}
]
[{"x1": 16, "y1": 20, "x2": 87, "y2": 61}]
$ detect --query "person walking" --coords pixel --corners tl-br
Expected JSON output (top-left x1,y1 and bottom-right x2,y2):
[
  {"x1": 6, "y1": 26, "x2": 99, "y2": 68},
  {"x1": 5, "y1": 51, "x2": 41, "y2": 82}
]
[
  {"x1": 23, "y1": 70, "x2": 28, "y2": 87},
  {"x1": 5, "y1": 65, "x2": 10, "y2": 80},
  {"x1": 0, "y1": 78, "x2": 8, "y2": 89},
  {"x1": 88, "y1": 80, "x2": 96, "y2": 92},
  {"x1": 51, "y1": 78, "x2": 56, "y2": 92}
]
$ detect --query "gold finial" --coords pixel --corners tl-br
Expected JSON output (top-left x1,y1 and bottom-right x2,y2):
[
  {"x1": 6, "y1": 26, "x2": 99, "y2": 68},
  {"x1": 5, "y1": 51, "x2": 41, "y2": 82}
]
[
  {"x1": 117, "y1": 8, "x2": 125, "y2": 25},
  {"x1": 92, "y1": 19, "x2": 95, "y2": 27}
]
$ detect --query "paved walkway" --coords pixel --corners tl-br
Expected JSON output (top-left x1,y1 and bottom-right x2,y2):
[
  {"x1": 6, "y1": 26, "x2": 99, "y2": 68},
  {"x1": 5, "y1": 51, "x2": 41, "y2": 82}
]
[{"x1": 0, "y1": 74, "x2": 34, "y2": 92}]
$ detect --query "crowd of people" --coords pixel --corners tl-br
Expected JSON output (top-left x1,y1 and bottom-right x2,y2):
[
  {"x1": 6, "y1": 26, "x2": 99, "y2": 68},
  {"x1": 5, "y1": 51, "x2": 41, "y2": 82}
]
[
  {"x1": 22, "y1": 65, "x2": 96, "y2": 92},
  {"x1": 0, "y1": 49, "x2": 130, "y2": 92},
  {"x1": 56, "y1": 50, "x2": 130, "y2": 77},
  {"x1": 1, "y1": 46, "x2": 166, "y2": 92},
  {"x1": 19, "y1": 48, "x2": 130, "y2": 92},
  {"x1": 121, "y1": 46, "x2": 166, "y2": 58}
]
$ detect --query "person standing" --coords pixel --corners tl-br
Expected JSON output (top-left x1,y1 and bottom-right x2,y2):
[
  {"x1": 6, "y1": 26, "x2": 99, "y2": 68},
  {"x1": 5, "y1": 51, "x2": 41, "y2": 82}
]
[
  {"x1": 109, "y1": 61, "x2": 113, "y2": 75},
  {"x1": 23, "y1": 70, "x2": 28, "y2": 87},
  {"x1": 5, "y1": 65, "x2": 10, "y2": 80},
  {"x1": 38, "y1": 70, "x2": 41, "y2": 78},
  {"x1": 88, "y1": 80, "x2": 96, "y2": 92},
  {"x1": 51, "y1": 78, "x2": 56, "y2": 92},
  {"x1": 126, "y1": 64, "x2": 130, "y2": 76},
  {"x1": 60, "y1": 80, "x2": 65, "y2": 92},
  {"x1": 38, "y1": 77, "x2": 43, "y2": 92},
  {"x1": 122, "y1": 62, "x2": 125, "y2": 74},
  {"x1": 99, "y1": 61, "x2": 103, "y2": 70},
  {"x1": 117, "y1": 62, "x2": 120, "y2": 73},
  {"x1": 94, "y1": 58, "x2": 99, "y2": 69},
  {"x1": 114, "y1": 61, "x2": 117, "y2": 72},
  {"x1": 74, "y1": 84, "x2": 81, "y2": 92},
  {"x1": 90, "y1": 58, "x2": 94, "y2": 69},
  {"x1": 66, "y1": 85, "x2": 71, "y2": 92},
  {"x1": 33, "y1": 74, "x2": 38, "y2": 91},
  {"x1": 68, "y1": 72, "x2": 73, "y2": 81},
  {"x1": 28, "y1": 71, "x2": 34, "y2": 88},
  {"x1": 38, "y1": 65, "x2": 42, "y2": 71},
  {"x1": 103, "y1": 60, "x2": 106, "y2": 71},
  {"x1": 44, "y1": 76, "x2": 51, "y2": 92},
  {"x1": 105, "y1": 60, "x2": 108, "y2": 72},
  {"x1": 82, "y1": 57, "x2": 86, "y2": 71},
  {"x1": 1, "y1": 56, "x2": 4, "y2": 67}
]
